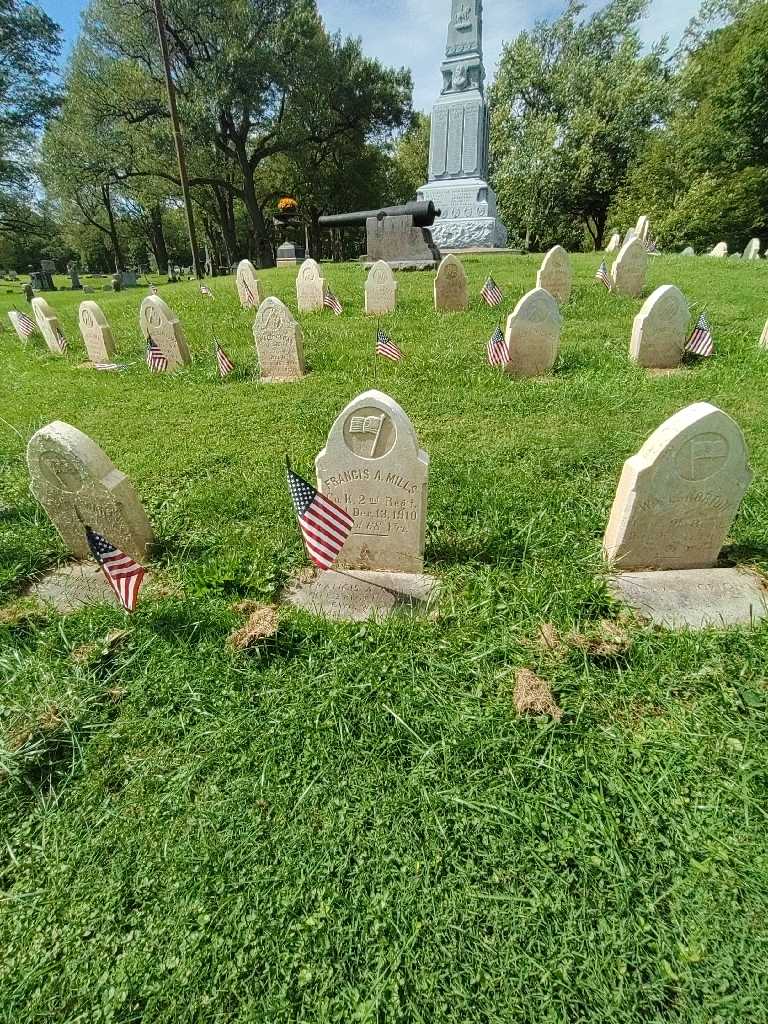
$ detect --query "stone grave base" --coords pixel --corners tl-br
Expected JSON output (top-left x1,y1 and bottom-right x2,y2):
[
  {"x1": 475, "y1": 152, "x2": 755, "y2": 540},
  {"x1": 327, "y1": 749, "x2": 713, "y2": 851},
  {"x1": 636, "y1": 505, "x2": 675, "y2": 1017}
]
[
  {"x1": 362, "y1": 259, "x2": 437, "y2": 272},
  {"x1": 284, "y1": 569, "x2": 439, "y2": 622},
  {"x1": 27, "y1": 561, "x2": 126, "y2": 614},
  {"x1": 608, "y1": 567, "x2": 768, "y2": 629}
]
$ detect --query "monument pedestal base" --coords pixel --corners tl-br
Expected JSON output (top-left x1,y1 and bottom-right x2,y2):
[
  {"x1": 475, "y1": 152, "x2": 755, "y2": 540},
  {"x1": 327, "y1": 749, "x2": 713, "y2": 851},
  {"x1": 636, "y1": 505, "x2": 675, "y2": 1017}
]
[
  {"x1": 608, "y1": 568, "x2": 768, "y2": 629},
  {"x1": 27, "y1": 562, "x2": 123, "y2": 614},
  {"x1": 418, "y1": 178, "x2": 508, "y2": 251},
  {"x1": 284, "y1": 570, "x2": 439, "y2": 622},
  {"x1": 276, "y1": 241, "x2": 305, "y2": 267}
]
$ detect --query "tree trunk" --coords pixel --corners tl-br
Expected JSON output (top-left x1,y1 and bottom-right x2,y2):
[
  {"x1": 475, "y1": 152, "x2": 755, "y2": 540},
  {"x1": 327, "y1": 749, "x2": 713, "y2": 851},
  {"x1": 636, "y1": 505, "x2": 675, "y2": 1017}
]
[
  {"x1": 102, "y1": 183, "x2": 124, "y2": 272},
  {"x1": 236, "y1": 146, "x2": 275, "y2": 267},
  {"x1": 148, "y1": 205, "x2": 169, "y2": 274},
  {"x1": 212, "y1": 187, "x2": 237, "y2": 268}
]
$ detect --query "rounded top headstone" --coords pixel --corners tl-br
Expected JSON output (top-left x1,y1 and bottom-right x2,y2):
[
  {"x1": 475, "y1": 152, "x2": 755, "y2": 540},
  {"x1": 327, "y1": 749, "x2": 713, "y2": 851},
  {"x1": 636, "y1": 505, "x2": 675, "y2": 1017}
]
[{"x1": 79, "y1": 300, "x2": 108, "y2": 327}]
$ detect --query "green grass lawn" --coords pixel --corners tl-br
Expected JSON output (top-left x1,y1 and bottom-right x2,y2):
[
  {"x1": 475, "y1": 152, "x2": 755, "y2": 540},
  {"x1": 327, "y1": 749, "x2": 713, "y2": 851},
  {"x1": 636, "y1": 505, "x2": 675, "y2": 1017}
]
[{"x1": 2, "y1": 254, "x2": 768, "y2": 1022}]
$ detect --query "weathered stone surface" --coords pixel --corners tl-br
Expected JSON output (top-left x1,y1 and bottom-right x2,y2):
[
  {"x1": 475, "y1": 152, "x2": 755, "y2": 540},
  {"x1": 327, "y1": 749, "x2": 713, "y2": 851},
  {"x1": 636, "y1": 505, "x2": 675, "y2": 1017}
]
[
  {"x1": 709, "y1": 242, "x2": 728, "y2": 257},
  {"x1": 27, "y1": 562, "x2": 122, "y2": 613},
  {"x1": 315, "y1": 389, "x2": 428, "y2": 572},
  {"x1": 611, "y1": 237, "x2": 648, "y2": 297},
  {"x1": 605, "y1": 233, "x2": 621, "y2": 254},
  {"x1": 608, "y1": 568, "x2": 768, "y2": 629},
  {"x1": 502, "y1": 287, "x2": 561, "y2": 377},
  {"x1": 603, "y1": 402, "x2": 751, "y2": 571},
  {"x1": 139, "y1": 295, "x2": 191, "y2": 369},
  {"x1": 635, "y1": 215, "x2": 650, "y2": 242},
  {"x1": 760, "y1": 319, "x2": 768, "y2": 349},
  {"x1": 434, "y1": 253, "x2": 468, "y2": 311},
  {"x1": 623, "y1": 229, "x2": 638, "y2": 244},
  {"x1": 536, "y1": 245, "x2": 572, "y2": 305},
  {"x1": 284, "y1": 569, "x2": 438, "y2": 622},
  {"x1": 743, "y1": 238, "x2": 761, "y2": 260},
  {"x1": 630, "y1": 285, "x2": 689, "y2": 369},
  {"x1": 296, "y1": 259, "x2": 326, "y2": 313},
  {"x1": 253, "y1": 297, "x2": 305, "y2": 382},
  {"x1": 236, "y1": 259, "x2": 264, "y2": 308},
  {"x1": 31, "y1": 297, "x2": 65, "y2": 355},
  {"x1": 27, "y1": 420, "x2": 153, "y2": 562},
  {"x1": 680, "y1": 247, "x2": 695, "y2": 256},
  {"x1": 729, "y1": 253, "x2": 742, "y2": 261},
  {"x1": 364, "y1": 260, "x2": 397, "y2": 315},
  {"x1": 366, "y1": 214, "x2": 441, "y2": 268},
  {"x1": 78, "y1": 301, "x2": 116, "y2": 363}
]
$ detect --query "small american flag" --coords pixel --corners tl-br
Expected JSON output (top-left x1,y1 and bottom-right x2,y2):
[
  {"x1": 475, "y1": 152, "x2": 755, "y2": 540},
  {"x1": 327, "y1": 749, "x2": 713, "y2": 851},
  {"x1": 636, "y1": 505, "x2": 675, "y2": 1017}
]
[
  {"x1": 214, "y1": 340, "x2": 234, "y2": 378},
  {"x1": 481, "y1": 276, "x2": 503, "y2": 307},
  {"x1": 200, "y1": 283, "x2": 215, "y2": 299},
  {"x1": 242, "y1": 279, "x2": 256, "y2": 308},
  {"x1": 487, "y1": 325, "x2": 509, "y2": 368},
  {"x1": 287, "y1": 461, "x2": 354, "y2": 571},
  {"x1": 93, "y1": 362, "x2": 129, "y2": 372},
  {"x1": 375, "y1": 328, "x2": 403, "y2": 362},
  {"x1": 323, "y1": 289, "x2": 343, "y2": 315},
  {"x1": 146, "y1": 337, "x2": 168, "y2": 372},
  {"x1": 85, "y1": 525, "x2": 146, "y2": 612},
  {"x1": 686, "y1": 312, "x2": 714, "y2": 357},
  {"x1": 9, "y1": 310, "x2": 36, "y2": 337},
  {"x1": 644, "y1": 237, "x2": 659, "y2": 254},
  {"x1": 54, "y1": 329, "x2": 68, "y2": 354},
  {"x1": 596, "y1": 260, "x2": 612, "y2": 289}
]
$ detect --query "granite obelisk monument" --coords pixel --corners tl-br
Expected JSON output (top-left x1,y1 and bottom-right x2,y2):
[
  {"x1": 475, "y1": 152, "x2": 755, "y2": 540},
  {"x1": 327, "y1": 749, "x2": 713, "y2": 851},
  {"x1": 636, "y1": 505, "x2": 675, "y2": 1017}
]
[{"x1": 418, "y1": 0, "x2": 507, "y2": 250}]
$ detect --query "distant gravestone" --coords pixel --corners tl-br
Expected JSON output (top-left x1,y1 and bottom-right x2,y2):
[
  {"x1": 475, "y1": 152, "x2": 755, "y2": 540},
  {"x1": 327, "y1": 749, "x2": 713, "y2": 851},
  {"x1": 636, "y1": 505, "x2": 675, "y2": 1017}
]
[
  {"x1": 603, "y1": 402, "x2": 751, "y2": 571},
  {"x1": 623, "y1": 229, "x2": 638, "y2": 245},
  {"x1": 680, "y1": 247, "x2": 695, "y2": 257},
  {"x1": 433, "y1": 254, "x2": 468, "y2": 312},
  {"x1": 236, "y1": 259, "x2": 264, "y2": 309},
  {"x1": 364, "y1": 260, "x2": 397, "y2": 315},
  {"x1": 253, "y1": 297, "x2": 305, "y2": 382},
  {"x1": 31, "y1": 297, "x2": 66, "y2": 355},
  {"x1": 605, "y1": 233, "x2": 621, "y2": 254},
  {"x1": 611, "y1": 237, "x2": 648, "y2": 297},
  {"x1": 709, "y1": 242, "x2": 728, "y2": 257},
  {"x1": 502, "y1": 288, "x2": 561, "y2": 377},
  {"x1": 78, "y1": 301, "x2": 116, "y2": 364},
  {"x1": 296, "y1": 259, "x2": 326, "y2": 313},
  {"x1": 759, "y1": 319, "x2": 768, "y2": 349},
  {"x1": 635, "y1": 215, "x2": 650, "y2": 242},
  {"x1": 27, "y1": 420, "x2": 153, "y2": 562},
  {"x1": 315, "y1": 389, "x2": 428, "y2": 572},
  {"x1": 139, "y1": 295, "x2": 191, "y2": 370},
  {"x1": 743, "y1": 238, "x2": 761, "y2": 260},
  {"x1": 630, "y1": 285, "x2": 689, "y2": 369},
  {"x1": 536, "y1": 245, "x2": 572, "y2": 305}
]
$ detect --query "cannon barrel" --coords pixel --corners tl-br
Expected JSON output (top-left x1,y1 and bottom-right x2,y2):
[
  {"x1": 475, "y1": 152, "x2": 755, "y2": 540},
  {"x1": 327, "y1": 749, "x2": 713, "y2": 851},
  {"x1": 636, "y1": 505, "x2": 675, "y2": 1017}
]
[{"x1": 318, "y1": 200, "x2": 440, "y2": 230}]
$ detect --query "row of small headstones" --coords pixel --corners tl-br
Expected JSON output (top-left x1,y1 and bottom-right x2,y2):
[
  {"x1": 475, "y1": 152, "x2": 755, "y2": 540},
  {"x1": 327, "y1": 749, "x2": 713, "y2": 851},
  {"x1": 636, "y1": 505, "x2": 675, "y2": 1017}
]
[{"x1": 606, "y1": 215, "x2": 763, "y2": 260}]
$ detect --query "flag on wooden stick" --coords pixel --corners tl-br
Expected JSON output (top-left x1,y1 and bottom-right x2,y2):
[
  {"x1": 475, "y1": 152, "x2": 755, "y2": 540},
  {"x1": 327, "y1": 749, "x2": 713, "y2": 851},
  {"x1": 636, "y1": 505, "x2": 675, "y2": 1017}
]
[
  {"x1": 200, "y1": 283, "x2": 215, "y2": 299},
  {"x1": 375, "y1": 328, "x2": 403, "y2": 362},
  {"x1": 54, "y1": 329, "x2": 68, "y2": 354},
  {"x1": 596, "y1": 260, "x2": 612, "y2": 289},
  {"x1": 214, "y1": 340, "x2": 235, "y2": 378},
  {"x1": 9, "y1": 310, "x2": 36, "y2": 337},
  {"x1": 481, "y1": 276, "x2": 504, "y2": 307},
  {"x1": 146, "y1": 338, "x2": 168, "y2": 372},
  {"x1": 85, "y1": 525, "x2": 146, "y2": 612},
  {"x1": 286, "y1": 460, "x2": 354, "y2": 571},
  {"x1": 686, "y1": 312, "x2": 714, "y2": 357},
  {"x1": 487, "y1": 325, "x2": 509, "y2": 368},
  {"x1": 323, "y1": 289, "x2": 343, "y2": 316}
]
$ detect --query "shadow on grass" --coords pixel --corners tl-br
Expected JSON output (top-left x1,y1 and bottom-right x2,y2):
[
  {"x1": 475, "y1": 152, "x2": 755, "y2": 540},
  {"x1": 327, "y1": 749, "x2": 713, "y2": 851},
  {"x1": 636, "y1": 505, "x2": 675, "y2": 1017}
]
[
  {"x1": 426, "y1": 525, "x2": 527, "y2": 568},
  {"x1": 719, "y1": 542, "x2": 768, "y2": 568}
]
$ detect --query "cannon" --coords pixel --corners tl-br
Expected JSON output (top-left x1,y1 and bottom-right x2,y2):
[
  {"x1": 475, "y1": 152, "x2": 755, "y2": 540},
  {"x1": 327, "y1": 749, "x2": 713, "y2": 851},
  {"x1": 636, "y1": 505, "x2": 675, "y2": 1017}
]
[{"x1": 318, "y1": 201, "x2": 442, "y2": 270}]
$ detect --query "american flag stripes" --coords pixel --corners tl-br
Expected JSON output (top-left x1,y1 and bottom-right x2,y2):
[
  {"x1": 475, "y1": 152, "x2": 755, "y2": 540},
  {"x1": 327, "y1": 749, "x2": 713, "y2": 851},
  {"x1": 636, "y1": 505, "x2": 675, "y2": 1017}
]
[
  {"x1": 287, "y1": 462, "x2": 354, "y2": 571},
  {"x1": 596, "y1": 260, "x2": 612, "y2": 289},
  {"x1": 146, "y1": 338, "x2": 168, "y2": 372},
  {"x1": 686, "y1": 312, "x2": 714, "y2": 357},
  {"x1": 93, "y1": 362, "x2": 129, "y2": 372},
  {"x1": 375, "y1": 328, "x2": 403, "y2": 362},
  {"x1": 242, "y1": 279, "x2": 257, "y2": 308},
  {"x1": 9, "y1": 310, "x2": 36, "y2": 337},
  {"x1": 644, "y1": 237, "x2": 659, "y2": 254},
  {"x1": 54, "y1": 329, "x2": 68, "y2": 354},
  {"x1": 85, "y1": 526, "x2": 146, "y2": 612},
  {"x1": 200, "y1": 283, "x2": 215, "y2": 298},
  {"x1": 481, "y1": 276, "x2": 503, "y2": 307},
  {"x1": 487, "y1": 325, "x2": 509, "y2": 368},
  {"x1": 214, "y1": 340, "x2": 235, "y2": 378},
  {"x1": 323, "y1": 289, "x2": 343, "y2": 316}
]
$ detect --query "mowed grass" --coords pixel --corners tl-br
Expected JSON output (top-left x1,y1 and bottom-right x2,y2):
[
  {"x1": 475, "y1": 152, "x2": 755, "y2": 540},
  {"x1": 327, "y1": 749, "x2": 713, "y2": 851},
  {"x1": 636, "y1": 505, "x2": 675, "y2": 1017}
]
[{"x1": 1, "y1": 254, "x2": 768, "y2": 1023}]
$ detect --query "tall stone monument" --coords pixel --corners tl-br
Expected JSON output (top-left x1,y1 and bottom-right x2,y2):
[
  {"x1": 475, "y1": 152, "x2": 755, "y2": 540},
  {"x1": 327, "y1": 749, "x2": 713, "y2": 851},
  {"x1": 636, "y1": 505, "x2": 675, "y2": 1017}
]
[{"x1": 417, "y1": 0, "x2": 507, "y2": 250}]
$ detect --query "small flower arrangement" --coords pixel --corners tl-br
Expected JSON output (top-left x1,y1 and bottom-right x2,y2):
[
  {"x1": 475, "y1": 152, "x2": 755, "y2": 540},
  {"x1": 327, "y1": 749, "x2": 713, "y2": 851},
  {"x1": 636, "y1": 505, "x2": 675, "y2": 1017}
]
[{"x1": 277, "y1": 197, "x2": 298, "y2": 215}]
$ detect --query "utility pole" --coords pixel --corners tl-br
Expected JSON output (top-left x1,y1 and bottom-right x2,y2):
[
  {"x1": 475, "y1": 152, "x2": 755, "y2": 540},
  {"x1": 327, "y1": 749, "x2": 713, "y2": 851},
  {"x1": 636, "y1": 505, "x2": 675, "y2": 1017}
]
[{"x1": 153, "y1": 0, "x2": 202, "y2": 278}]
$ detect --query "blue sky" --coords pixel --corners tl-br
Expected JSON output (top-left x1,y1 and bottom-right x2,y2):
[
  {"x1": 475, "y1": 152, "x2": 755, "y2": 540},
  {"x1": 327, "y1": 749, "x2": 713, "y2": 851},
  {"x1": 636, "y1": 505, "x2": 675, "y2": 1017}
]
[{"x1": 41, "y1": 0, "x2": 701, "y2": 112}]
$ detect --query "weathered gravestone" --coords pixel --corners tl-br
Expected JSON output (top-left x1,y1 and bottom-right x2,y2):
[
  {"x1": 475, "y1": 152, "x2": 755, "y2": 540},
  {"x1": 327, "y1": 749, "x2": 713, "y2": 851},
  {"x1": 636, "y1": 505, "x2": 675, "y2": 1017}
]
[
  {"x1": 759, "y1": 319, "x2": 768, "y2": 349},
  {"x1": 434, "y1": 254, "x2": 468, "y2": 312},
  {"x1": 236, "y1": 259, "x2": 264, "y2": 309},
  {"x1": 253, "y1": 297, "x2": 305, "y2": 382},
  {"x1": 605, "y1": 233, "x2": 621, "y2": 254},
  {"x1": 364, "y1": 261, "x2": 397, "y2": 315},
  {"x1": 31, "y1": 297, "x2": 66, "y2": 355},
  {"x1": 743, "y1": 238, "x2": 761, "y2": 261},
  {"x1": 315, "y1": 389, "x2": 428, "y2": 573},
  {"x1": 611, "y1": 237, "x2": 648, "y2": 297},
  {"x1": 536, "y1": 245, "x2": 572, "y2": 305},
  {"x1": 709, "y1": 242, "x2": 728, "y2": 257},
  {"x1": 729, "y1": 253, "x2": 742, "y2": 261},
  {"x1": 680, "y1": 247, "x2": 695, "y2": 257},
  {"x1": 635, "y1": 215, "x2": 650, "y2": 242},
  {"x1": 623, "y1": 229, "x2": 638, "y2": 245},
  {"x1": 603, "y1": 403, "x2": 765, "y2": 628},
  {"x1": 78, "y1": 301, "x2": 116, "y2": 364},
  {"x1": 139, "y1": 295, "x2": 191, "y2": 370},
  {"x1": 296, "y1": 259, "x2": 326, "y2": 313},
  {"x1": 502, "y1": 288, "x2": 561, "y2": 377},
  {"x1": 27, "y1": 420, "x2": 153, "y2": 562},
  {"x1": 629, "y1": 285, "x2": 689, "y2": 369}
]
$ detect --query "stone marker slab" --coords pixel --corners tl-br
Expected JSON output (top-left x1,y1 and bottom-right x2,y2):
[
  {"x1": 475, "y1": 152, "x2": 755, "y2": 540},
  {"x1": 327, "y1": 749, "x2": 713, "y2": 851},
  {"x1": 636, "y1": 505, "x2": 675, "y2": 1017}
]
[
  {"x1": 78, "y1": 301, "x2": 116, "y2": 363},
  {"x1": 433, "y1": 254, "x2": 468, "y2": 312},
  {"x1": 603, "y1": 402, "x2": 751, "y2": 571},
  {"x1": 27, "y1": 420, "x2": 154, "y2": 562},
  {"x1": 611, "y1": 237, "x2": 648, "y2": 297},
  {"x1": 139, "y1": 295, "x2": 190, "y2": 369},
  {"x1": 709, "y1": 242, "x2": 728, "y2": 257},
  {"x1": 635, "y1": 215, "x2": 650, "y2": 242},
  {"x1": 503, "y1": 287, "x2": 561, "y2": 377},
  {"x1": 760, "y1": 319, "x2": 768, "y2": 349},
  {"x1": 316, "y1": 389, "x2": 428, "y2": 572},
  {"x1": 743, "y1": 238, "x2": 761, "y2": 261},
  {"x1": 253, "y1": 296, "x2": 305, "y2": 382},
  {"x1": 31, "y1": 297, "x2": 65, "y2": 355},
  {"x1": 630, "y1": 285, "x2": 689, "y2": 369},
  {"x1": 296, "y1": 258, "x2": 326, "y2": 312},
  {"x1": 605, "y1": 233, "x2": 621, "y2": 254},
  {"x1": 284, "y1": 569, "x2": 438, "y2": 622},
  {"x1": 680, "y1": 247, "x2": 695, "y2": 256},
  {"x1": 609, "y1": 568, "x2": 768, "y2": 630},
  {"x1": 536, "y1": 245, "x2": 572, "y2": 305},
  {"x1": 27, "y1": 561, "x2": 121, "y2": 614},
  {"x1": 364, "y1": 260, "x2": 397, "y2": 315},
  {"x1": 236, "y1": 259, "x2": 264, "y2": 308}
]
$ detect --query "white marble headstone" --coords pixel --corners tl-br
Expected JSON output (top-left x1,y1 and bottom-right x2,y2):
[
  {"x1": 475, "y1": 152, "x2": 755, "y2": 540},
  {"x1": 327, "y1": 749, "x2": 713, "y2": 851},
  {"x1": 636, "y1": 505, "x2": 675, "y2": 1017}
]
[
  {"x1": 605, "y1": 233, "x2": 622, "y2": 254},
  {"x1": 603, "y1": 402, "x2": 751, "y2": 571},
  {"x1": 611, "y1": 237, "x2": 648, "y2": 297},
  {"x1": 759, "y1": 319, "x2": 768, "y2": 350},
  {"x1": 680, "y1": 247, "x2": 695, "y2": 257},
  {"x1": 253, "y1": 297, "x2": 305, "y2": 382},
  {"x1": 236, "y1": 260, "x2": 264, "y2": 309},
  {"x1": 78, "y1": 301, "x2": 116, "y2": 363},
  {"x1": 709, "y1": 242, "x2": 728, "y2": 258},
  {"x1": 536, "y1": 245, "x2": 572, "y2": 305},
  {"x1": 364, "y1": 261, "x2": 397, "y2": 315},
  {"x1": 434, "y1": 254, "x2": 468, "y2": 312},
  {"x1": 630, "y1": 285, "x2": 689, "y2": 369},
  {"x1": 139, "y1": 296, "x2": 191, "y2": 369},
  {"x1": 503, "y1": 288, "x2": 561, "y2": 377},
  {"x1": 635, "y1": 215, "x2": 650, "y2": 242},
  {"x1": 315, "y1": 390, "x2": 428, "y2": 572},
  {"x1": 31, "y1": 297, "x2": 66, "y2": 356},
  {"x1": 743, "y1": 238, "x2": 761, "y2": 261},
  {"x1": 296, "y1": 259, "x2": 326, "y2": 313}
]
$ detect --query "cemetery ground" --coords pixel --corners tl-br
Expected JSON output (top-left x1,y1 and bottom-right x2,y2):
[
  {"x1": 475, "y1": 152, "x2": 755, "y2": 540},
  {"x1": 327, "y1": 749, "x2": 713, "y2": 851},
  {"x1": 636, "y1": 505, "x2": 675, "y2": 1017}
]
[{"x1": 2, "y1": 255, "x2": 768, "y2": 1022}]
